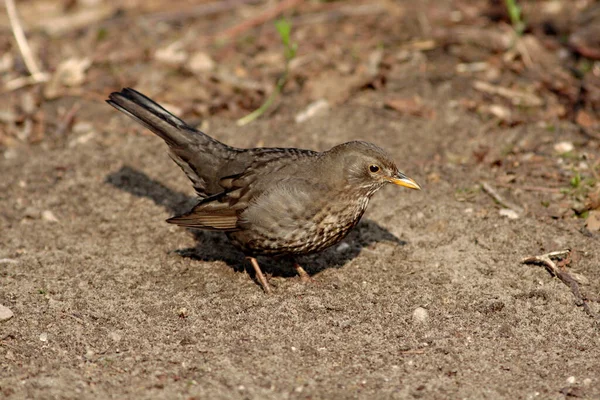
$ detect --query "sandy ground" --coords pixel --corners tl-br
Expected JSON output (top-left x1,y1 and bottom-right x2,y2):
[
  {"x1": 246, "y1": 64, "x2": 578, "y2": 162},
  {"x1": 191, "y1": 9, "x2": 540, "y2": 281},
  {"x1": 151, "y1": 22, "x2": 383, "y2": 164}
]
[
  {"x1": 2, "y1": 0, "x2": 600, "y2": 399},
  {"x1": 2, "y1": 92, "x2": 599, "y2": 399}
]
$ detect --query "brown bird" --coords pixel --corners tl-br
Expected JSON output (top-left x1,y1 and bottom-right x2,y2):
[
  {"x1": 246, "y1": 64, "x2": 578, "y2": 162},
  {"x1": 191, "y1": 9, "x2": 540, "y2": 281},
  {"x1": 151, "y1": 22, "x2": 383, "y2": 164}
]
[{"x1": 107, "y1": 88, "x2": 421, "y2": 293}]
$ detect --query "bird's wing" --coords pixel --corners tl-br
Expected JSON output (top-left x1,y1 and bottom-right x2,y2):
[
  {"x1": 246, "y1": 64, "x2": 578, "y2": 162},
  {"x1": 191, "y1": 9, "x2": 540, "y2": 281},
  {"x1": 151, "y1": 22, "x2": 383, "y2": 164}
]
[
  {"x1": 167, "y1": 148, "x2": 319, "y2": 231},
  {"x1": 166, "y1": 193, "x2": 240, "y2": 231}
]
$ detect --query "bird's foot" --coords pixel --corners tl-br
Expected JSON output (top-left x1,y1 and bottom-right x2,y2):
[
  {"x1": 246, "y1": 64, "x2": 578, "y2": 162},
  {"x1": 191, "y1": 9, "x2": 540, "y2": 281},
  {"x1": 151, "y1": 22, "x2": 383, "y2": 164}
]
[
  {"x1": 247, "y1": 257, "x2": 272, "y2": 294},
  {"x1": 294, "y1": 263, "x2": 316, "y2": 284}
]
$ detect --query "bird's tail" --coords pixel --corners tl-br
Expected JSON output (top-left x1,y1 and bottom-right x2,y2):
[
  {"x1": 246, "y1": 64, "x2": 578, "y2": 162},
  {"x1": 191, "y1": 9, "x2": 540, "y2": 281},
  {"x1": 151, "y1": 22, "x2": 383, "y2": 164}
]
[
  {"x1": 106, "y1": 88, "x2": 223, "y2": 149},
  {"x1": 107, "y1": 88, "x2": 233, "y2": 197}
]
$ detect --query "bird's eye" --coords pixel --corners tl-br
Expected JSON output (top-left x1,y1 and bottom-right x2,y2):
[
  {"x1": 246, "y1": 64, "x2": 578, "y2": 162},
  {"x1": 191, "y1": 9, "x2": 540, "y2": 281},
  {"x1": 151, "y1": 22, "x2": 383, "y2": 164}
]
[{"x1": 369, "y1": 165, "x2": 380, "y2": 173}]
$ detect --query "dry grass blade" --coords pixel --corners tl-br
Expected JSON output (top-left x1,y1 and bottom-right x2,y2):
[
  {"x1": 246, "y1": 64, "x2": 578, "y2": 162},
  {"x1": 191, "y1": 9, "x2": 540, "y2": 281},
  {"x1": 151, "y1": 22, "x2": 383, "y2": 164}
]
[{"x1": 4, "y1": 0, "x2": 49, "y2": 90}]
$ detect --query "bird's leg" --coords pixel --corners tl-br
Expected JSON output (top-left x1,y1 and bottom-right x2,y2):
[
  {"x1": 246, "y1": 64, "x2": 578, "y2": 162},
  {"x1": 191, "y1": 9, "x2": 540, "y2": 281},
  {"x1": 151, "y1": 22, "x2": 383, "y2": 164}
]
[
  {"x1": 293, "y1": 261, "x2": 312, "y2": 283},
  {"x1": 246, "y1": 257, "x2": 272, "y2": 294}
]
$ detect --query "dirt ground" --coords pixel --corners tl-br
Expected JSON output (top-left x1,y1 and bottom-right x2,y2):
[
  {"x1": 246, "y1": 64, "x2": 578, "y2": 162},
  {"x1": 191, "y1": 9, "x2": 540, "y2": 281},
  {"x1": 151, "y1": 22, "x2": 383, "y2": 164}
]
[{"x1": 1, "y1": 1, "x2": 600, "y2": 399}]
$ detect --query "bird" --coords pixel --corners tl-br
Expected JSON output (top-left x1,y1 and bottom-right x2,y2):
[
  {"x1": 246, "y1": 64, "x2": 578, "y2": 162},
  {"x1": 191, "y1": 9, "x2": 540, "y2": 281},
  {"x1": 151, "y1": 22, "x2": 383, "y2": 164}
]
[{"x1": 107, "y1": 88, "x2": 421, "y2": 293}]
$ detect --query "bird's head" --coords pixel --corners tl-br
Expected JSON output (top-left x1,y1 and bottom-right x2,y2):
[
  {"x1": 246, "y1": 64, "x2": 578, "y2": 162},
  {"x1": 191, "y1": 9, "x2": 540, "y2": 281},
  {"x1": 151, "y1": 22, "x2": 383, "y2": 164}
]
[{"x1": 325, "y1": 141, "x2": 421, "y2": 195}]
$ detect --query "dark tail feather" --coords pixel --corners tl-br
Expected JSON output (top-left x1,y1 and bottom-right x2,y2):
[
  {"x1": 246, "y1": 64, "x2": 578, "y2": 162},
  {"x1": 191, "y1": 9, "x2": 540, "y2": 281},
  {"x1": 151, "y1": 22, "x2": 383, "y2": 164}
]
[
  {"x1": 107, "y1": 88, "x2": 208, "y2": 147},
  {"x1": 107, "y1": 88, "x2": 235, "y2": 198}
]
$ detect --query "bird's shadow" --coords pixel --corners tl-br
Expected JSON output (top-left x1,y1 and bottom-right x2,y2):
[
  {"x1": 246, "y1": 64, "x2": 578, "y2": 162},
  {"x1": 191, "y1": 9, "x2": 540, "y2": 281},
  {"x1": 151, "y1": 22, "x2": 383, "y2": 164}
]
[{"x1": 106, "y1": 166, "x2": 407, "y2": 278}]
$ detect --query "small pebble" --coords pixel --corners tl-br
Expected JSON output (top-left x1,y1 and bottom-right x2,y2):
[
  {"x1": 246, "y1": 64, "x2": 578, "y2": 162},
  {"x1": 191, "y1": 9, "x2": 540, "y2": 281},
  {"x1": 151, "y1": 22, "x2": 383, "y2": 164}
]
[
  {"x1": 0, "y1": 305, "x2": 14, "y2": 322},
  {"x1": 295, "y1": 99, "x2": 330, "y2": 123},
  {"x1": 109, "y1": 331, "x2": 122, "y2": 342},
  {"x1": 24, "y1": 207, "x2": 40, "y2": 219},
  {"x1": 412, "y1": 307, "x2": 429, "y2": 324},
  {"x1": 583, "y1": 378, "x2": 592, "y2": 386},
  {"x1": 41, "y1": 210, "x2": 59, "y2": 222},
  {"x1": 177, "y1": 307, "x2": 188, "y2": 318},
  {"x1": 187, "y1": 52, "x2": 215, "y2": 73},
  {"x1": 499, "y1": 208, "x2": 519, "y2": 220},
  {"x1": 554, "y1": 141, "x2": 574, "y2": 154},
  {"x1": 566, "y1": 376, "x2": 576, "y2": 384},
  {"x1": 39, "y1": 332, "x2": 48, "y2": 342},
  {"x1": 336, "y1": 242, "x2": 350, "y2": 252}
]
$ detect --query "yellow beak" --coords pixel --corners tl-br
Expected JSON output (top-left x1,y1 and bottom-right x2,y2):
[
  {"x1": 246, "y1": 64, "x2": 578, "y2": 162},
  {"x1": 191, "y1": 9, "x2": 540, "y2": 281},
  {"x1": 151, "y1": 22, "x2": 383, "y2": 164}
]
[{"x1": 387, "y1": 172, "x2": 421, "y2": 190}]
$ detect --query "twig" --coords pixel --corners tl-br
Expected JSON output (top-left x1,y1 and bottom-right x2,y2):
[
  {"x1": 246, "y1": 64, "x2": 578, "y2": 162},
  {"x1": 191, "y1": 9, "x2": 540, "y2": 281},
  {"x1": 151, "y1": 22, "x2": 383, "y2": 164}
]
[
  {"x1": 481, "y1": 181, "x2": 524, "y2": 214},
  {"x1": 522, "y1": 250, "x2": 599, "y2": 321},
  {"x1": 493, "y1": 182, "x2": 562, "y2": 194},
  {"x1": 473, "y1": 80, "x2": 542, "y2": 107},
  {"x1": 4, "y1": 0, "x2": 49, "y2": 88},
  {"x1": 214, "y1": 0, "x2": 304, "y2": 43}
]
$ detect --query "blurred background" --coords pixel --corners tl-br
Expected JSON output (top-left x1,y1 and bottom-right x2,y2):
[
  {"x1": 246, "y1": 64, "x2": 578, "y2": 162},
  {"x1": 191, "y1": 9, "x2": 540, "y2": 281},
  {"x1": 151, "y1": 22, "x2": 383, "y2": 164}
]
[{"x1": 1, "y1": 0, "x2": 600, "y2": 221}]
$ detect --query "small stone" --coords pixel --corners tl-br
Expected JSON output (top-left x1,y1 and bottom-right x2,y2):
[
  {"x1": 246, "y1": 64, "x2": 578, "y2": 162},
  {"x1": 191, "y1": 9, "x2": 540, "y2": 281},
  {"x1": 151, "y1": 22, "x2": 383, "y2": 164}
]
[
  {"x1": 68, "y1": 131, "x2": 96, "y2": 148},
  {"x1": 39, "y1": 332, "x2": 48, "y2": 342},
  {"x1": 0, "y1": 305, "x2": 14, "y2": 322},
  {"x1": 109, "y1": 331, "x2": 122, "y2": 342},
  {"x1": 4, "y1": 148, "x2": 18, "y2": 160},
  {"x1": 554, "y1": 141, "x2": 574, "y2": 154},
  {"x1": 583, "y1": 378, "x2": 592, "y2": 386},
  {"x1": 412, "y1": 307, "x2": 429, "y2": 324},
  {"x1": 41, "y1": 210, "x2": 59, "y2": 222},
  {"x1": 295, "y1": 99, "x2": 330, "y2": 123},
  {"x1": 154, "y1": 41, "x2": 187, "y2": 66},
  {"x1": 177, "y1": 308, "x2": 188, "y2": 318},
  {"x1": 5, "y1": 350, "x2": 15, "y2": 360},
  {"x1": 487, "y1": 104, "x2": 512, "y2": 120},
  {"x1": 187, "y1": 52, "x2": 215, "y2": 73},
  {"x1": 23, "y1": 207, "x2": 40, "y2": 219},
  {"x1": 336, "y1": 242, "x2": 350, "y2": 252},
  {"x1": 499, "y1": 208, "x2": 519, "y2": 219},
  {"x1": 566, "y1": 376, "x2": 576, "y2": 384}
]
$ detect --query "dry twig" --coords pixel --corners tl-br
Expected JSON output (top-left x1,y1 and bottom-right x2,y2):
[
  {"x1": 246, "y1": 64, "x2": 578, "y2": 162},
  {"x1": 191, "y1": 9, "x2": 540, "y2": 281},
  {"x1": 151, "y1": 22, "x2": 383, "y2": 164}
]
[
  {"x1": 522, "y1": 249, "x2": 599, "y2": 322},
  {"x1": 4, "y1": 0, "x2": 50, "y2": 90},
  {"x1": 481, "y1": 182, "x2": 524, "y2": 214},
  {"x1": 493, "y1": 182, "x2": 562, "y2": 194},
  {"x1": 473, "y1": 80, "x2": 543, "y2": 107}
]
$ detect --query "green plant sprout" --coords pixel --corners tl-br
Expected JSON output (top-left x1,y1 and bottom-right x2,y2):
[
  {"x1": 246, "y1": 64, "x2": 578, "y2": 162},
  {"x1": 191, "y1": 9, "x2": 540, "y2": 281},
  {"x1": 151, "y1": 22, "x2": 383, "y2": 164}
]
[
  {"x1": 505, "y1": 0, "x2": 525, "y2": 36},
  {"x1": 237, "y1": 18, "x2": 298, "y2": 126}
]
